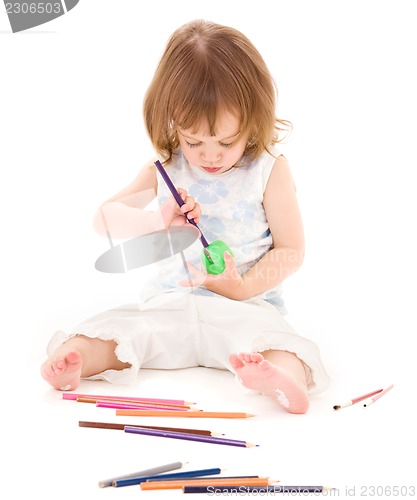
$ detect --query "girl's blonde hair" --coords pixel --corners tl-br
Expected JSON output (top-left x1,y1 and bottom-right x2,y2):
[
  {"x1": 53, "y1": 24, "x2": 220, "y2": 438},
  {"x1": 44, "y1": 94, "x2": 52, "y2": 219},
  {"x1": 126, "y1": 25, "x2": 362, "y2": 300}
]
[{"x1": 144, "y1": 19, "x2": 291, "y2": 165}]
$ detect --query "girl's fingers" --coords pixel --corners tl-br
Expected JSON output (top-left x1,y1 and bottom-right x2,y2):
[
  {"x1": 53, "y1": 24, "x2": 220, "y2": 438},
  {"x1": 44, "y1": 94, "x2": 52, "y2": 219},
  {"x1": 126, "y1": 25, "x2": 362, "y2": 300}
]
[{"x1": 180, "y1": 196, "x2": 195, "y2": 212}]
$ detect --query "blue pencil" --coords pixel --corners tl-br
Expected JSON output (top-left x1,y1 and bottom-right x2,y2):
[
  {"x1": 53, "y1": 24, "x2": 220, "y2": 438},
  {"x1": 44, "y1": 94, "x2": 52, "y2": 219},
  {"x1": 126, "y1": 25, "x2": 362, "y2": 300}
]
[{"x1": 113, "y1": 467, "x2": 221, "y2": 488}]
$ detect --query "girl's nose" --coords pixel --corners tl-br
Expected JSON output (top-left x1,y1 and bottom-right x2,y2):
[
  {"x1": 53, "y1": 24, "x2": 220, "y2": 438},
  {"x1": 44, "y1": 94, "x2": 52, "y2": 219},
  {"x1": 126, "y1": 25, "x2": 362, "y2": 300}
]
[{"x1": 202, "y1": 146, "x2": 221, "y2": 163}]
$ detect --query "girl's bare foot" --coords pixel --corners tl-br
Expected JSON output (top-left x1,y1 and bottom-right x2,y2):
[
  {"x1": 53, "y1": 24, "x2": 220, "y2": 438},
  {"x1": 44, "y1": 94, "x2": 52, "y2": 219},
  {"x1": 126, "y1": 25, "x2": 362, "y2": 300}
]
[
  {"x1": 230, "y1": 352, "x2": 309, "y2": 414},
  {"x1": 41, "y1": 335, "x2": 131, "y2": 391},
  {"x1": 41, "y1": 345, "x2": 83, "y2": 391}
]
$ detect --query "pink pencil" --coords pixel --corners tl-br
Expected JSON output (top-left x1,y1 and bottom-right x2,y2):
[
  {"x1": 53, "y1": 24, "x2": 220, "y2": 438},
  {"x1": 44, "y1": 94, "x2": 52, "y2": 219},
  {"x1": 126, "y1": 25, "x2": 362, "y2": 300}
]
[
  {"x1": 363, "y1": 385, "x2": 394, "y2": 407},
  {"x1": 62, "y1": 393, "x2": 194, "y2": 405},
  {"x1": 333, "y1": 388, "x2": 383, "y2": 410},
  {"x1": 96, "y1": 401, "x2": 189, "y2": 411}
]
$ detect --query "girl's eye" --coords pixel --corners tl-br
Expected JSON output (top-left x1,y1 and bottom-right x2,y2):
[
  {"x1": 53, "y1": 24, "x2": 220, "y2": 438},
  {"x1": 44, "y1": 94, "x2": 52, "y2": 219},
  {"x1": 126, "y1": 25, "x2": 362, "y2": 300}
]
[
  {"x1": 220, "y1": 142, "x2": 232, "y2": 148},
  {"x1": 185, "y1": 140, "x2": 200, "y2": 149}
]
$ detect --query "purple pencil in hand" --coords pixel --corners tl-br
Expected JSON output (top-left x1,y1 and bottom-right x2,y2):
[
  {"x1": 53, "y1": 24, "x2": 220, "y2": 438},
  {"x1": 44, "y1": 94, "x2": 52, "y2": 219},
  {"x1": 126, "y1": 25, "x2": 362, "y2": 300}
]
[
  {"x1": 154, "y1": 160, "x2": 234, "y2": 273},
  {"x1": 154, "y1": 160, "x2": 210, "y2": 247}
]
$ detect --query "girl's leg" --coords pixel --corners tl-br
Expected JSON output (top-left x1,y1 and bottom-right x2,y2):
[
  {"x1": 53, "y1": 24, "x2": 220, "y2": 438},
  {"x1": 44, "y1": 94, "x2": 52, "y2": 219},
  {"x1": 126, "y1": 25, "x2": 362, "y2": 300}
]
[
  {"x1": 41, "y1": 294, "x2": 201, "y2": 391},
  {"x1": 229, "y1": 350, "x2": 309, "y2": 414},
  {"x1": 41, "y1": 335, "x2": 131, "y2": 391}
]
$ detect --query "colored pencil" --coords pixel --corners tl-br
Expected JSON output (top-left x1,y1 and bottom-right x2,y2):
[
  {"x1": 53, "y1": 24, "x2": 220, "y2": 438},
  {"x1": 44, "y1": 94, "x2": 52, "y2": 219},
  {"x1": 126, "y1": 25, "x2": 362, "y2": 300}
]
[
  {"x1": 141, "y1": 477, "x2": 274, "y2": 490},
  {"x1": 154, "y1": 159, "x2": 212, "y2": 254},
  {"x1": 78, "y1": 420, "x2": 223, "y2": 436},
  {"x1": 183, "y1": 485, "x2": 327, "y2": 494},
  {"x1": 175, "y1": 476, "x2": 260, "y2": 482},
  {"x1": 98, "y1": 461, "x2": 184, "y2": 488},
  {"x1": 113, "y1": 467, "x2": 221, "y2": 488},
  {"x1": 75, "y1": 395, "x2": 192, "y2": 409},
  {"x1": 62, "y1": 392, "x2": 194, "y2": 405},
  {"x1": 333, "y1": 388, "x2": 383, "y2": 410},
  {"x1": 116, "y1": 410, "x2": 255, "y2": 418},
  {"x1": 363, "y1": 384, "x2": 394, "y2": 407},
  {"x1": 124, "y1": 425, "x2": 258, "y2": 447},
  {"x1": 96, "y1": 401, "x2": 189, "y2": 411}
]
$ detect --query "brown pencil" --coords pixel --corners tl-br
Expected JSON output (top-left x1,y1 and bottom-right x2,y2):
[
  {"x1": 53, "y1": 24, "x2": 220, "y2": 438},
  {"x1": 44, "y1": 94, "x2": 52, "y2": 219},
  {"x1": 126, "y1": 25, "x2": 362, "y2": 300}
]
[
  {"x1": 141, "y1": 477, "x2": 274, "y2": 490},
  {"x1": 78, "y1": 420, "x2": 223, "y2": 436},
  {"x1": 115, "y1": 410, "x2": 255, "y2": 418}
]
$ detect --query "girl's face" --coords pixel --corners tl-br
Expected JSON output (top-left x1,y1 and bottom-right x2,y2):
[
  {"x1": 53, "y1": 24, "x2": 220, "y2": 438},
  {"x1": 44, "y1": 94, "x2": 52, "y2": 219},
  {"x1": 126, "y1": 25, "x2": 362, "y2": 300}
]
[{"x1": 177, "y1": 111, "x2": 247, "y2": 175}]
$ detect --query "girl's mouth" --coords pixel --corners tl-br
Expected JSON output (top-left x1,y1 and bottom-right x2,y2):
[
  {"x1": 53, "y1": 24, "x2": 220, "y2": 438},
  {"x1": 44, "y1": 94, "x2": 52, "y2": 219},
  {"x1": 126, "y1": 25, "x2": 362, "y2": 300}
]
[{"x1": 202, "y1": 166, "x2": 222, "y2": 173}]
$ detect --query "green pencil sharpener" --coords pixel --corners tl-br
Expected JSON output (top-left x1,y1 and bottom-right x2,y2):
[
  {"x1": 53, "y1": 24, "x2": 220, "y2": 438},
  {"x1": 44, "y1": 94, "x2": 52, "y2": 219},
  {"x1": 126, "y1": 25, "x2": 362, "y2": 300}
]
[{"x1": 201, "y1": 240, "x2": 233, "y2": 275}]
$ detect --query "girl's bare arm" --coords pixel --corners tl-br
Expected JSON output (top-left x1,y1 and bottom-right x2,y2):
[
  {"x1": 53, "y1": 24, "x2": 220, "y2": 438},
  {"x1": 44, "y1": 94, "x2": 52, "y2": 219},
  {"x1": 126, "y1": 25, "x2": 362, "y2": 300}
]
[{"x1": 93, "y1": 160, "x2": 201, "y2": 239}]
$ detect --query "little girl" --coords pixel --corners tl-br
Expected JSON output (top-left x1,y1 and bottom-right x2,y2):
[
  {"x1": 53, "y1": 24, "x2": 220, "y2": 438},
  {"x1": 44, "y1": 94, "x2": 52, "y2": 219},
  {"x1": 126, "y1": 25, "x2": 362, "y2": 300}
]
[{"x1": 41, "y1": 19, "x2": 330, "y2": 414}]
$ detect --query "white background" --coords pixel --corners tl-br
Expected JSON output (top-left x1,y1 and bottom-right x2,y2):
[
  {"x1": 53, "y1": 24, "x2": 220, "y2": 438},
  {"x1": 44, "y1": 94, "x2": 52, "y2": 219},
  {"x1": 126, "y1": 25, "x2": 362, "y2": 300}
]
[{"x1": 1, "y1": 1, "x2": 416, "y2": 498}]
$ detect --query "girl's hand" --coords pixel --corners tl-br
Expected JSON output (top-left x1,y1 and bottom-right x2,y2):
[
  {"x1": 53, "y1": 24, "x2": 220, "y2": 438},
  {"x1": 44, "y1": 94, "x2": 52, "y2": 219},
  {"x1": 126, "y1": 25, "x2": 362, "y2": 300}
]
[
  {"x1": 179, "y1": 252, "x2": 249, "y2": 300},
  {"x1": 160, "y1": 188, "x2": 201, "y2": 227}
]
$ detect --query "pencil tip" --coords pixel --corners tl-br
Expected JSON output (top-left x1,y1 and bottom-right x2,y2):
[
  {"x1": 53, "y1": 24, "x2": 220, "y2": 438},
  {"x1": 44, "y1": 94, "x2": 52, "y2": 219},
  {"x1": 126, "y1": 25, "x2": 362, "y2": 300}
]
[{"x1": 333, "y1": 406, "x2": 341, "y2": 410}]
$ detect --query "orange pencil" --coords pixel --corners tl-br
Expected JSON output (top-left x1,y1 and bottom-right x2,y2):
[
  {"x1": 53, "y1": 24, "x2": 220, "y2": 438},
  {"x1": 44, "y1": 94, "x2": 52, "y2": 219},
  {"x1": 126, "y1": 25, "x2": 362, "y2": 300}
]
[
  {"x1": 141, "y1": 477, "x2": 274, "y2": 490},
  {"x1": 115, "y1": 410, "x2": 255, "y2": 418}
]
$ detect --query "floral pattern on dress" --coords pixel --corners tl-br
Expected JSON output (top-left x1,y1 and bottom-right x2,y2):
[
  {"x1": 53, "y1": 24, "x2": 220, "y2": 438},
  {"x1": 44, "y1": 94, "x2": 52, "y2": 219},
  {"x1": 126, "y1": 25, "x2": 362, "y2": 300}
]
[
  {"x1": 189, "y1": 180, "x2": 229, "y2": 204},
  {"x1": 147, "y1": 146, "x2": 286, "y2": 313},
  {"x1": 232, "y1": 200, "x2": 257, "y2": 221}
]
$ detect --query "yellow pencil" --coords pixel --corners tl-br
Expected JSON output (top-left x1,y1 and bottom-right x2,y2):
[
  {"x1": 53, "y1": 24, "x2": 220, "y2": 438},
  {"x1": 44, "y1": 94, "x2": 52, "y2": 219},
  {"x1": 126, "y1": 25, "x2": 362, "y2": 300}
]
[
  {"x1": 141, "y1": 477, "x2": 274, "y2": 490},
  {"x1": 115, "y1": 410, "x2": 255, "y2": 418}
]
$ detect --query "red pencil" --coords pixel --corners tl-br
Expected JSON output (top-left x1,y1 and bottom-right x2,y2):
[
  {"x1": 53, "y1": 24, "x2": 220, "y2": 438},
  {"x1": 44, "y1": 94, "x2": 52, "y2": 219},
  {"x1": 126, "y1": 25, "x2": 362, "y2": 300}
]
[
  {"x1": 333, "y1": 388, "x2": 383, "y2": 410},
  {"x1": 363, "y1": 385, "x2": 394, "y2": 407}
]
